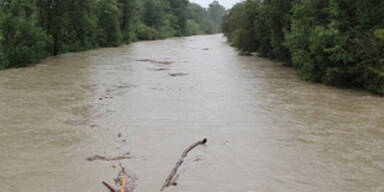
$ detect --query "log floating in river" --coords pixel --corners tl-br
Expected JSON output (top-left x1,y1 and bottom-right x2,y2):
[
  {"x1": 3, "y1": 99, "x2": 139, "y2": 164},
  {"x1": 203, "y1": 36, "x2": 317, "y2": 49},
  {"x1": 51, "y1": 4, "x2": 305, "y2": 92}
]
[{"x1": 160, "y1": 138, "x2": 208, "y2": 191}]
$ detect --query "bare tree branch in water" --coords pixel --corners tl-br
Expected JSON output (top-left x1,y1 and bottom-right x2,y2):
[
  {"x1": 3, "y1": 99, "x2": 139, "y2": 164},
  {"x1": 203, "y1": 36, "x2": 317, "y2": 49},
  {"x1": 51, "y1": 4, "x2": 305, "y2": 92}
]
[
  {"x1": 101, "y1": 138, "x2": 207, "y2": 192},
  {"x1": 102, "y1": 181, "x2": 117, "y2": 192},
  {"x1": 160, "y1": 138, "x2": 208, "y2": 191},
  {"x1": 102, "y1": 167, "x2": 137, "y2": 192}
]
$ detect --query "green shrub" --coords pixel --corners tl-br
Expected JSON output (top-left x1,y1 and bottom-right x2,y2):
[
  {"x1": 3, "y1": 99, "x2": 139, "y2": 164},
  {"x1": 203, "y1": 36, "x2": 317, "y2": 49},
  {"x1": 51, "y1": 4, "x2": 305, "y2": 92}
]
[
  {"x1": 375, "y1": 29, "x2": 384, "y2": 40},
  {"x1": 222, "y1": 0, "x2": 260, "y2": 53},
  {"x1": 0, "y1": 49, "x2": 8, "y2": 69},
  {"x1": 185, "y1": 19, "x2": 202, "y2": 36},
  {"x1": 224, "y1": 0, "x2": 384, "y2": 94},
  {"x1": 0, "y1": 1, "x2": 50, "y2": 68},
  {"x1": 365, "y1": 68, "x2": 384, "y2": 95},
  {"x1": 157, "y1": 14, "x2": 177, "y2": 38},
  {"x1": 135, "y1": 22, "x2": 158, "y2": 40},
  {"x1": 2, "y1": 20, "x2": 50, "y2": 67}
]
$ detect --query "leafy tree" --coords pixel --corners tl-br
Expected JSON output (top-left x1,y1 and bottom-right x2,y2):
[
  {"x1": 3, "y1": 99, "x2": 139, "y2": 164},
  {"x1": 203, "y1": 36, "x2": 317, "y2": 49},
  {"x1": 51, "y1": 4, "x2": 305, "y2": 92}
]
[
  {"x1": 222, "y1": 0, "x2": 260, "y2": 53},
  {"x1": 37, "y1": 0, "x2": 98, "y2": 54},
  {"x1": 187, "y1": 2, "x2": 222, "y2": 34},
  {"x1": 187, "y1": 3, "x2": 207, "y2": 23},
  {"x1": 119, "y1": 0, "x2": 137, "y2": 43},
  {"x1": 207, "y1": 1, "x2": 225, "y2": 32},
  {"x1": 185, "y1": 19, "x2": 202, "y2": 35},
  {"x1": 0, "y1": 0, "x2": 50, "y2": 67},
  {"x1": 223, "y1": 0, "x2": 384, "y2": 94},
  {"x1": 0, "y1": 9, "x2": 8, "y2": 69},
  {"x1": 262, "y1": 0, "x2": 292, "y2": 62},
  {"x1": 66, "y1": 0, "x2": 98, "y2": 50},
  {"x1": 141, "y1": 0, "x2": 164, "y2": 28},
  {"x1": 162, "y1": 0, "x2": 188, "y2": 35},
  {"x1": 156, "y1": 14, "x2": 177, "y2": 38},
  {"x1": 0, "y1": 0, "x2": 220, "y2": 70},
  {"x1": 96, "y1": 0, "x2": 122, "y2": 47}
]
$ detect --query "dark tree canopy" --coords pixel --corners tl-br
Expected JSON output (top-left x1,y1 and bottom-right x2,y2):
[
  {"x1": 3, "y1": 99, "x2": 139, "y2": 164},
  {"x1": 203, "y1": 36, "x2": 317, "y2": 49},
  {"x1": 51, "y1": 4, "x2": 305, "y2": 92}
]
[{"x1": 0, "y1": 0, "x2": 225, "y2": 69}]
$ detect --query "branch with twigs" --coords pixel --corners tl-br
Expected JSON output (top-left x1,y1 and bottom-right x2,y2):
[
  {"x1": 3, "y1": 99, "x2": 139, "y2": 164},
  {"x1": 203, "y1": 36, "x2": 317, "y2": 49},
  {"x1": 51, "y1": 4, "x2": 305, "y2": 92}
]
[
  {"x1": 101, "y1": 138, "x2": 208, "y2": 192},
  {"x1": 160, "y1": 138, "x2": 208, "y2": 191}
]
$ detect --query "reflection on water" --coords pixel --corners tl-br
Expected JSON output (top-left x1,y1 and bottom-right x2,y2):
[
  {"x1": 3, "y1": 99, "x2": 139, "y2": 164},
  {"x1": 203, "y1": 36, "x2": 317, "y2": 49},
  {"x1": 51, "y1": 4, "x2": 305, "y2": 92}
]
[{"x1": 0, "y1": 34, "x2": 383, "y2": 192}]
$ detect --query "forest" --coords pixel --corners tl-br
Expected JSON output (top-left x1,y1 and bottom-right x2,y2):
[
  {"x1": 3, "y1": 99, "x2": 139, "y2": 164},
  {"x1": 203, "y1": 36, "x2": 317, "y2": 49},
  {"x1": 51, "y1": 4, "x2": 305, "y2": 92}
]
[
  {"x1": 0, "y1": 0, "x2": 225, "y2": 69},
  {"x1": 222, "y1": 0, "x2": 384, "y2": 95}
]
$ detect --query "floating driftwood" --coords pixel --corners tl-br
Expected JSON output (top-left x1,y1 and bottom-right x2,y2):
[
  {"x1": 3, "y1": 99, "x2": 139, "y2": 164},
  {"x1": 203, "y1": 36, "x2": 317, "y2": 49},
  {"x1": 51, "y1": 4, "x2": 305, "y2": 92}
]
[
  {"x1": 99, "y1": 138, "x2": 207, "y2": 192},
  {"x1": 147, "y1": 67, "x2": 168, "y2": 71},
  {"x1": 136, "y1": 59, "x2": 173, "y2": 65},
  {"x1": 86, "y1": 152, "x2": 133, "y2": 162},
  {"x1": 160, "y1": 138, "x2": 207, "y2": 191},
  {"x1": 103, "y1": 167, "x2": 138, "y2": 192},
  {"x1": 168, "y1": 73, "x2": 188, "y2": 77}
]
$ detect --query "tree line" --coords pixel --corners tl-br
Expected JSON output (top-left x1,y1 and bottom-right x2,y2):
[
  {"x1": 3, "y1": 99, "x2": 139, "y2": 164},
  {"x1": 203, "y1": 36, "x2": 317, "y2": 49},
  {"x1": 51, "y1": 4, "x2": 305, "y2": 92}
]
[
  {"x1": 0, "y1": 0, "x2": 225, "y2": 69},
  {"x1": 222, "y1": 0, "x2": 384, "y2": 95}
]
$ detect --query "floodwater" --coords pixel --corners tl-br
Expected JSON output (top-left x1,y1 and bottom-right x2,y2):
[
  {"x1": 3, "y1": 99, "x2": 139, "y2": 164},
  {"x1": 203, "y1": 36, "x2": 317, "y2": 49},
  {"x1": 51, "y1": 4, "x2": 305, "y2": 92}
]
[{"x1": 0, "y1": 34, "x2": 383, "y2": 192}]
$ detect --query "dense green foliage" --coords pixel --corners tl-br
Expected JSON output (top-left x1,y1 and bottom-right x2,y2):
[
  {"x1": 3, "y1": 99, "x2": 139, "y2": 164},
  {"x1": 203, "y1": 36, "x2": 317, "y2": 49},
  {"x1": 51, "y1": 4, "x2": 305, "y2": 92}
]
[
  {"x1": 0, "y1": 0, "x2": 225, "y2": 69},
  {"x1": 223, "y1": 0, "x2": 384, "y2": 95},
  {"x1": 0, "y1": 0, "x2": 50, "y2": 68}
]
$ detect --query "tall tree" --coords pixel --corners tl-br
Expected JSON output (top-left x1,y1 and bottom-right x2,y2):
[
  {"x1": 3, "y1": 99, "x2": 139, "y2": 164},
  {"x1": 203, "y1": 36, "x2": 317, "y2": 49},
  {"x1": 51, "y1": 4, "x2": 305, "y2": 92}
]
[
  {"x1": 207, "y1": 1, "x2": 225, "y2": 31},
  {"x1": 0, "y1": 0, "x2": 49, "y2": 67},
  {"x1": 141, "y1": 0, "x2": 164, "y2": 28},
  {"x1": 119, "y1": 0, "x2": 137, "y2": 43},
  {"x1": 162, "y1": 0, "x2": 189, "y2": 35},
  {"x1": 97, "y1": 0, "x2": 122, "y2": 46}
]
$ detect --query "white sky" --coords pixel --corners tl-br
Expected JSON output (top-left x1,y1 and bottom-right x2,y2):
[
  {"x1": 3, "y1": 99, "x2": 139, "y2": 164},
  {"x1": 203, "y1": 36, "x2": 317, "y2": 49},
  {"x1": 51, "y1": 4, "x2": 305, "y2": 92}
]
[{"x1": 190, "y1": 0, "x2": 244, "y2": 9}]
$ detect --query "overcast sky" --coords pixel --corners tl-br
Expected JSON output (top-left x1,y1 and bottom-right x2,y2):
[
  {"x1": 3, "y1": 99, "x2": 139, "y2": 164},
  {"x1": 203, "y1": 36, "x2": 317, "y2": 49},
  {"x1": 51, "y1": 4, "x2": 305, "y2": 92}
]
[{"x1": 190, "y1": 0, "x2": 244, "y2": 9}]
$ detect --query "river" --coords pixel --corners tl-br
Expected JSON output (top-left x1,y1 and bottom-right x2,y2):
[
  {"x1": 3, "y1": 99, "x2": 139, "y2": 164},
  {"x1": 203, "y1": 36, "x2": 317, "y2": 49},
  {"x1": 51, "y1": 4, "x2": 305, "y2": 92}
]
[{"x1": 0, "y1": 34, "x2": 383, "y2": 192}]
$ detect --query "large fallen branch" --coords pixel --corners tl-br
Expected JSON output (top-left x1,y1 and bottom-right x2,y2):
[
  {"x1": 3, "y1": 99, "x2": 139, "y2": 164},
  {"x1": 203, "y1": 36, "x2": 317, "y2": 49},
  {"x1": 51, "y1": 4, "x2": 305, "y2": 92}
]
[
  {"x1": 101, "y1": 138, "x2": 207, "y2": 192},
  {"x1": 160, "y1": 138, "x2": 207, "y2": 191}
]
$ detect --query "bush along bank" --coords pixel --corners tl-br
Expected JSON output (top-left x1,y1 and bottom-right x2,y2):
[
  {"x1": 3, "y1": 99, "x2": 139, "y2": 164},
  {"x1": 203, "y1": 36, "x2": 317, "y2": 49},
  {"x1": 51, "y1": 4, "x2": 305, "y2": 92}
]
[{"x1": 222, "y1": 0, "x2": 384, "y2": 95}]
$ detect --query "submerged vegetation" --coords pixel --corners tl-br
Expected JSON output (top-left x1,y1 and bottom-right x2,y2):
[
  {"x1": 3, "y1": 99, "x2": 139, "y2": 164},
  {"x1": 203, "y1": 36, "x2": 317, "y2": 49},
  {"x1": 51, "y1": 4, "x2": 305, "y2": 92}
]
[
  {"x1": 222, "y1": 0, "x2": 384, "y2": 95},
  {"x1": 0, "y1": 0, "x2": 225, "y2": 69}
]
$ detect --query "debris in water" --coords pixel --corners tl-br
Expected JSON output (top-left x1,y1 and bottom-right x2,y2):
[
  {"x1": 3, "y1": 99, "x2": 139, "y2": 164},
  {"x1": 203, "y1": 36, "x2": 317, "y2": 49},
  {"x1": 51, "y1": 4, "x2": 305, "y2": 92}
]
[
  {"x1": 160, "y1": 138, "x2": 207, "y2": 191},
  {"x1": 98, "y1": 83, "x2": 137, "y2": 103},
  {"x1": 90, "y1": 124, "x2": 100, "y2": 128},
  {"x1": 193, "y1": 157, "x2": 203, "y2": 162},
  {"x1": 86, "y1": 152, "x2": 133, "y2": 162},
  {"x1": 103, "y1": 167, "x2": 138, "y2": 192},
  {"x1": 137, "y1": 59, "x2": 173, "y2": 65},
  {"x1": 168, "y1": 73, "x2": 188, "y2": 77},
  {"x1": 147, "y1": 67, "x2": 168, "y2": 71},
  {"x1": 95, "y1": 138, "x2": 207, "y2": 192}
]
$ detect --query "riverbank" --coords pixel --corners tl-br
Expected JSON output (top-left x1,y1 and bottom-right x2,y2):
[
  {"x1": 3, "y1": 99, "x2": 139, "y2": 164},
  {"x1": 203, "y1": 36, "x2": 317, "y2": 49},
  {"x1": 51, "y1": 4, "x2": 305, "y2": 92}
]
[
  {"x1": 0, "y1": 33, "x2": 214, "y2": 69},
  {"x1": 222, "y1": 0, "x2": 384, "y2": 95}
]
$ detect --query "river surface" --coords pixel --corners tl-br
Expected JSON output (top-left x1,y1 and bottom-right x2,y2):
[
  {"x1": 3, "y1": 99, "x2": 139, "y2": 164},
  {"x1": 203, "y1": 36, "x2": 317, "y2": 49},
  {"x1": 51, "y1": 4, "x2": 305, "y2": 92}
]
[{"x1": 0, "y1": 34, "x2": 383, "y2": 192}]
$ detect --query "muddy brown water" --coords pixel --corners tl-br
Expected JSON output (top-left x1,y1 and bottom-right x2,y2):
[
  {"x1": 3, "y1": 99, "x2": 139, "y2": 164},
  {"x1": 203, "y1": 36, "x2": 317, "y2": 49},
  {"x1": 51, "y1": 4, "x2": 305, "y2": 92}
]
[{"x1": 0, "y1": 34, "x2": 383, "y2": 192}]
